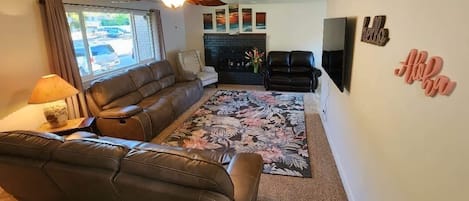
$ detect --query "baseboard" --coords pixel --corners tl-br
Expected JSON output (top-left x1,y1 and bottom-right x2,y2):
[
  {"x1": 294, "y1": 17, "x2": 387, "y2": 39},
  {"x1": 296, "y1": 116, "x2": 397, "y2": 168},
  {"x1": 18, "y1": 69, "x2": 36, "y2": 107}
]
[{"x1": 319, "y1": 113, "x2": 356, "y2": 201}]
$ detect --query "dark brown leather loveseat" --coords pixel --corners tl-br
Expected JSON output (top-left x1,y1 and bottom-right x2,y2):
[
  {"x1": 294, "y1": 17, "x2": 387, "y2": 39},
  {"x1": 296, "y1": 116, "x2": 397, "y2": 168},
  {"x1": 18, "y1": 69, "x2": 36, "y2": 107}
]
[
  {"x1": 264, "y1": 51, "x2": 322, "y2": 92},
  {"x1": 86, "y1": 60, "x2": 203, "y2": 141},
  {"x1": 0, "y1": 130, "x2": 263, "y2": 201}
]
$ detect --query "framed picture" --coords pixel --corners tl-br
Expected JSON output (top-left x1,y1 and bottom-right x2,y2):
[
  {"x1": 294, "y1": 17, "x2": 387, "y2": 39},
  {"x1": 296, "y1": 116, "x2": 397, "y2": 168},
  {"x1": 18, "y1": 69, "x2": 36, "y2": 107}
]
[
  {"x1": 203, "y1": 13, "x2": 213, "y2": 30},
  {"x1": 242, "y1": 8, "x2": 252, "y2": 32},
  {"x1": 256, "y1": 12, "x2": 266, "y2": 29},
  {"x1": 229, "y1": 4, "x2": 239, "y2": 33},
  {"x1": 216, "y1": 9, "x2": 226, "y2": 32}
]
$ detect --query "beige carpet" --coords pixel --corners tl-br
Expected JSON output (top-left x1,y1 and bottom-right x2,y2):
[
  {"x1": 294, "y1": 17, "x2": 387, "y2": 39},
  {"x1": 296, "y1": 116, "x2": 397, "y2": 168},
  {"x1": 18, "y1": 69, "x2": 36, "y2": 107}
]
[{"x1": 0, "y1": 84, "x2": 348, "y2": 201}]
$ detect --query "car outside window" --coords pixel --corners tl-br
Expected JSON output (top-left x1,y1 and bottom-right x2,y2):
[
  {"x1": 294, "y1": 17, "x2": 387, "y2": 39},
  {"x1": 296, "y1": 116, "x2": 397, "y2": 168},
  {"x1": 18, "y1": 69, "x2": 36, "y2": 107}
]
[{"x1": 65, "y1": 5, "x2": 160, "y2": 84}]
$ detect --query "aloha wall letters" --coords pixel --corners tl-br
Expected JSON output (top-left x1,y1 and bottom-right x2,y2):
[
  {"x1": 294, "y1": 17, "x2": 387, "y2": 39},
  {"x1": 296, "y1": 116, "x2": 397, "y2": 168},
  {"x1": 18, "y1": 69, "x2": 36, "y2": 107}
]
[{"x1": 394, "y1": 49, "x2": 456, "y2": 97}]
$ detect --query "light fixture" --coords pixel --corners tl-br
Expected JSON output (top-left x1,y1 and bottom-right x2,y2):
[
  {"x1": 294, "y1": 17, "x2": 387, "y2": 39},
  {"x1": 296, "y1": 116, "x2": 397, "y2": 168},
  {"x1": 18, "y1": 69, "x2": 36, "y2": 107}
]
[
  {"x1": 162, "y1": 0, "x2": 185, "y2": 8},
  {"x1": 28, "y1": 74, "x2": 79, "y2": 128}
]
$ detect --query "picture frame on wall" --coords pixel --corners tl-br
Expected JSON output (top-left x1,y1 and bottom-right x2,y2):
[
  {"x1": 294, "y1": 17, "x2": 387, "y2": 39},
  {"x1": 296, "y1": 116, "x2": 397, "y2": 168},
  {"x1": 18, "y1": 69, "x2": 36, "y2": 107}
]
[
  {"x1": 216, "y1": 9, "x2": 226, "y2": 32},
  {"x1": 242, "y1": 8, "x2": 252, "y2": 32},
  {"x1": 203, "y1": 13, "x2": 213, "y2": 30},
  {"x1": 256, "y1": 12, "x2": 266, "y2": 29},
  {"x1": 229, "y1": 4, "x2": 239, "y2": 33}
]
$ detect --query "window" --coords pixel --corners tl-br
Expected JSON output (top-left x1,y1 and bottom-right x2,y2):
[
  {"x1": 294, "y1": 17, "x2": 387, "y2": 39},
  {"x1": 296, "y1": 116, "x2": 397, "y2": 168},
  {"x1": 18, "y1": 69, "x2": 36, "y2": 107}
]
[{"x1": 65, "y1": 5, "x2": 161, "y2": 83}]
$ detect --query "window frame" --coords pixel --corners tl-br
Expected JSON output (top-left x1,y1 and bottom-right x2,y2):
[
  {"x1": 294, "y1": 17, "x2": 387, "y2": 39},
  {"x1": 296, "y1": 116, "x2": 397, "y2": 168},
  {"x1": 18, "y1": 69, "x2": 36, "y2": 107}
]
[{"x1": 65, "y1": 5, "x2": 160, "y2": 86}]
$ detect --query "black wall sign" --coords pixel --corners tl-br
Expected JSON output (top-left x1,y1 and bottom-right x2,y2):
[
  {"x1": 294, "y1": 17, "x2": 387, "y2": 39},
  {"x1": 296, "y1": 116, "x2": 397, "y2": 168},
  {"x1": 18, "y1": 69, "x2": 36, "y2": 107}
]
[{"x1": 361, "y1": 15, "x2": 390, "y2": 46}]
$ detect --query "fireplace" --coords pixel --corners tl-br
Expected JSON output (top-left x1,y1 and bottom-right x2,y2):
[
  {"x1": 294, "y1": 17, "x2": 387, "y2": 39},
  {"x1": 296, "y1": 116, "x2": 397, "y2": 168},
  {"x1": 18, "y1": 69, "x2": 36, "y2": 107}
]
[{"x1": 204, "y1": 33, "x2": 266, "y2": 85}]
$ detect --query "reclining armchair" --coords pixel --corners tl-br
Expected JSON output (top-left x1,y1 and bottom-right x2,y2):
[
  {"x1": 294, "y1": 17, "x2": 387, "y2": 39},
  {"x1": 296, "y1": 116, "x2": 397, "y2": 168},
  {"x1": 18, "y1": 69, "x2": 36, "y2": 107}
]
[
  {"x1": 177, "y1": 49, "x2": 218, "y2": 87},
  {"x1": 264, "y1": 51, "x2": 322, "y2": 92}
]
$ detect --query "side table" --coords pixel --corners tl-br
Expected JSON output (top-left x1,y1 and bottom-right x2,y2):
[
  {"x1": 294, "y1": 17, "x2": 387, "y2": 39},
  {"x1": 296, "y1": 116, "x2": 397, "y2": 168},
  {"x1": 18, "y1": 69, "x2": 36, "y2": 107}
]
[{"x1": 37, "y1": 117, "x2": 97, "y2": 136}]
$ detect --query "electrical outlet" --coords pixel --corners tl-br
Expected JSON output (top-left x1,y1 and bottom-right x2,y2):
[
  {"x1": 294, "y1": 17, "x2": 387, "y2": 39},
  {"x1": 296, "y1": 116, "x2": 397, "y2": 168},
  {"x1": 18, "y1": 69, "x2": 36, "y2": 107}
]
[{"x1": 322, "y1": 108, "x2": 327, "y2": 122}]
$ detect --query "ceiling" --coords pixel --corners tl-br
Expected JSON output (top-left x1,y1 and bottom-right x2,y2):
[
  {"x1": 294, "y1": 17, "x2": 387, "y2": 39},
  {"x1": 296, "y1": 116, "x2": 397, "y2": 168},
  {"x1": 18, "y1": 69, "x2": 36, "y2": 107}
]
[
  {"x1": 223, "y1": 0, "x2": 313, "y2": 3},
  {"x1": 109, "y1": 0, "x2": 313, "y2": 5}
]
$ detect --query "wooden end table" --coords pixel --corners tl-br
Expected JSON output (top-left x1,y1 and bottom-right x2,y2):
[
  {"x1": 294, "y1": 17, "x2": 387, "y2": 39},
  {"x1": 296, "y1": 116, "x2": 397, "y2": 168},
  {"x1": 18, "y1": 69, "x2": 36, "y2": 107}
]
[{"x1": 37, "y1": 117, "x2": 97, "y2": 136}]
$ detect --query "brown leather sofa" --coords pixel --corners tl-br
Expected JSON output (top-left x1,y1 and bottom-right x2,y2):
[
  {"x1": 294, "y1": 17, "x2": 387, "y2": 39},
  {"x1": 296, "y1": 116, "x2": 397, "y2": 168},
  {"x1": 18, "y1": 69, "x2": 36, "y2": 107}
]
[
  {"x1": 86, "y1": 60, "x2": 203, "y2": 141},
  {"x1": 0, "y1": 130, "x2": 263, "y2": 201},
  {"x1": 264, "y1": 51, "x2": 322, "y2": 92}
]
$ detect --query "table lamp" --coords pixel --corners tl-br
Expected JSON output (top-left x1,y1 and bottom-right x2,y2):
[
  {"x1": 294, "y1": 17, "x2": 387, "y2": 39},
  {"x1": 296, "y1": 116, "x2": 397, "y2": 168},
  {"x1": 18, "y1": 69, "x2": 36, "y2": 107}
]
[{"x1": 28, "y1": 74, "x2": 79, "y2": 128}]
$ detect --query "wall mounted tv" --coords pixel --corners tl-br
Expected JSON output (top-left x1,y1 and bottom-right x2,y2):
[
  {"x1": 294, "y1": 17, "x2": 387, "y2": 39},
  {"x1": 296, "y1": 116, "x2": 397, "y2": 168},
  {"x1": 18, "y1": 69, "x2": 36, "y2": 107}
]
[{"x1": 322, "y1": 17, "x2": 349, "y2": 92}]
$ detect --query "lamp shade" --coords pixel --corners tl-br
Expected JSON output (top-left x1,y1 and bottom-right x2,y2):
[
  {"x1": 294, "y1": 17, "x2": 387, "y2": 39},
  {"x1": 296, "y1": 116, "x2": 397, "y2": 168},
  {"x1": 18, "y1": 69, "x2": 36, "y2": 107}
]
[{"x1": 28, "y1": 74, "x2": 79, "y2": 104}]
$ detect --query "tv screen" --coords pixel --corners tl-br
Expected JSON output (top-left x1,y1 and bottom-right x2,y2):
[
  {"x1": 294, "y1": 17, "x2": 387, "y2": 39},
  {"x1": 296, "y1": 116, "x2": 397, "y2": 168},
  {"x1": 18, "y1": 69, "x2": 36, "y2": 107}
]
[{"x1": 322, "y1": 17, "x2": 347, "y2": 92}]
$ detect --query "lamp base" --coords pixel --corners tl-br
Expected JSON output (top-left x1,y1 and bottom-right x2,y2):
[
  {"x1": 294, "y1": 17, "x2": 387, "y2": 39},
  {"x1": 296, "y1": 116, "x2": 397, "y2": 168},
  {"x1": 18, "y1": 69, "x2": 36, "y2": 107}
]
[{"x1": 43, "y1": 100, "x2": 68, "y2": 128}]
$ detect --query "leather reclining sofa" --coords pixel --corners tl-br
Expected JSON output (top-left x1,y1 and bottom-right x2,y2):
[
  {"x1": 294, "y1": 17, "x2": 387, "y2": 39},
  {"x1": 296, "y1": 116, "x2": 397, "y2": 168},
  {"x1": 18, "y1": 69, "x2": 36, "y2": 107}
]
[
  {"x1": 264, "y1": 51, "x2": 322, "y2": 92},
  {"x1": 0, "y1": 130, "x2": 263, "y2": 201},
  {"x1": 86, "y1": 60, "x2": 203, "y2": 141}
]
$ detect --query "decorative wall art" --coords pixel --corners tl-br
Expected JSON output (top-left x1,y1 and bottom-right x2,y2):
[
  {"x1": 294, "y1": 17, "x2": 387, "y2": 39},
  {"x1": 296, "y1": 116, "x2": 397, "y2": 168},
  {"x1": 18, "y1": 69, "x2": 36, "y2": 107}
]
[
  {"x1": 216, "y1": 9, "x2": 226, "y2": 32},
  {"x1": 242, "y1": 8, "x2": 252, "y2": 32},
  {"x1": 229, "y1": 4, "x2": 239, "y2": 33},
  {"x1": 203, "y1": 7, "x2": 265, "y2": 33},
  {"x1": 203, "y1": 13, "x2": 213, "y2": 30},
  {"x1": 256, "y1": 12, "x2": 266, "y2": 29},
  {"x1": 361, "y1": 15, "x2": 390, "y2": 46},
  {"x1": 394, "y1": 49, "x2": 456, "y2": 97}
]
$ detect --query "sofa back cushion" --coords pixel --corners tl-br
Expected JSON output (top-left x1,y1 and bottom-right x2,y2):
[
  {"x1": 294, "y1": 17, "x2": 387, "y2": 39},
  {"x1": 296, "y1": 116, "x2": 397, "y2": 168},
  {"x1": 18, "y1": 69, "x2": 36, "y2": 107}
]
[
  {"x1": 118, "y1": 143, "x2": 234, "y2": 199},
  {"x1": 128, "y1": 66, "x2": 162, "y2": 98},
  {"x1": 268, "y1": 51, "x2": 291, "y2": 73},
  {"x1": 290, "y1": 51, "x2": 314, "y2": 67},
  {"x1": 290, "y1": 51, "x2": 315, "y2": 73},
  {"x1": 0, "y1": 131, "x2": 66, "y2": 201},
  {"x1": 89, "y1": 73, "x2": 143, "y2": 110},
  {"x1": 149, "y1": 60, "x2": 176, "y2": 89},
  {"x1": 268, "y1": 51, "x2": 290, "y2": 66},
  {"x1": 45, "y1": 138, "x2": 129, "y2": 201},
  {"x1": 51, "y1": 138, "x2": 128, "y2": 171}
]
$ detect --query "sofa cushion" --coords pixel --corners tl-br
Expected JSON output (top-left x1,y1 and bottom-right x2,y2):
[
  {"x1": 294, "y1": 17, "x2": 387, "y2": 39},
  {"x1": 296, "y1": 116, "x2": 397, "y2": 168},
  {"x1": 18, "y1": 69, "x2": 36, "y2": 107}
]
[
  {"x1": 0, "y1": 130, "x2": 64, "y2": 160},
  {"x1": 90, "y1": 73, "x2": 141, "y2": 108},
  {"x1": 268, "y1": 51, "x2": 290, "y2": 67},
  {"x1": 149, "y1": 60, "x2": 175, "y2": 80},
  {"x1": 270, "y1": 76, "x2": 291, "y2": 85},
  {"x1": 158, "y1": 75, "x2": 176, "y2": 89},
  {"x1": 128, "y1": 66, "x2": 153, "y2": 87},
  {"x1": 149, "y1": 60, "x2": 176, "y2": 89},
  {"x1": 128, "y1": 66, "x2": 162, "y2": 98},
  {"x1": 271, "y1": 66, "x2": 290, "y2": 73},
  {"x1": 120, "y1": 146, "x2": 234, "y2": 199},
  {"x1": 102, "y1": 91, "x2": 143, "y2": 110},
  {"x1": 0, "y1": 131, "x2": 66, "y2": 201},
  {"x1": 174, "y1": 80, "x2": 203, "y2": 103},
  {"x1": 290, "y1": 51, "x2": 314, "y2": 67},
  {"x1": 143, "y1": 98, "x2": 175, "y2": 136},
  {"x1": 52, "y1": 138, "x2": 129, "y2": 171},
  {"x1": 290, "y1": 66, "x2": 312, "y2": 73}
]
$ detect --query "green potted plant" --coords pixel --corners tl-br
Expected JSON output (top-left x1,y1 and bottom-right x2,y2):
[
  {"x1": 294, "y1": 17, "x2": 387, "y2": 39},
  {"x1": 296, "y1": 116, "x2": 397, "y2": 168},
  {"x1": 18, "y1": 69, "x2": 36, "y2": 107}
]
[{"x1": 245, "y1": 47, "x2": 265, "y2": 73}]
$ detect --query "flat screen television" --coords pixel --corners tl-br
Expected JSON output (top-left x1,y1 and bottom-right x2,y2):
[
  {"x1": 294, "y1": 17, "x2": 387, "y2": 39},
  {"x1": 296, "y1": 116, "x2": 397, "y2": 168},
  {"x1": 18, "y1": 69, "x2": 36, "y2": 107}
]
[{"x1": 322, "y1": 17, "x2": 348, "y2": 92}]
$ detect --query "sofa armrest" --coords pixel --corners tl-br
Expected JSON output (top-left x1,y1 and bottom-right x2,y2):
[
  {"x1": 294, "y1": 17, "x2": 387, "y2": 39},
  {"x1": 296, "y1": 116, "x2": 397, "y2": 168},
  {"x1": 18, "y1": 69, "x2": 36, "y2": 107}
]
[
  {"x1": 98, "y1": 105, "x2": 143, "y2": 119},
  {"x1": 311, "y1": 68, "x2": 322, "y2": 78},
  {"x1": 203, "y1": 66, "x2": 216, "y2": 73},
  {"x1": 227, "y1": 153, "x2": 263, "y2": 201}
]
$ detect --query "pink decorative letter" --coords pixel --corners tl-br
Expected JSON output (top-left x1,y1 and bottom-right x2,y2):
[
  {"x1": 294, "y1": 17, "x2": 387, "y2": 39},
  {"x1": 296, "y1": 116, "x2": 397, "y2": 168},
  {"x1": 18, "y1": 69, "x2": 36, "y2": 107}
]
[{"x1": 395, "y1": 49, "x2": 456, "y2": 97}]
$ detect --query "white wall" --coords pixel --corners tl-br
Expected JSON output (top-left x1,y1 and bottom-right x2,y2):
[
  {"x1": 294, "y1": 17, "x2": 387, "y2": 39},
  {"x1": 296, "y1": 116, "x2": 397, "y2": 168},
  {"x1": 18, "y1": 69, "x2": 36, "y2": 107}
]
[
  {"x1": 0, "y1": 0, "x2": 186, "y2": 131},
  {"x1": 183, "y1": 1, "x2": 326, "y2": 68},
  {"x1": 322, "y1": 0, "x2": 469, "y2": 201},
  {"x1": 0, "y1": 0, "x2": 50, "y2": 130}
]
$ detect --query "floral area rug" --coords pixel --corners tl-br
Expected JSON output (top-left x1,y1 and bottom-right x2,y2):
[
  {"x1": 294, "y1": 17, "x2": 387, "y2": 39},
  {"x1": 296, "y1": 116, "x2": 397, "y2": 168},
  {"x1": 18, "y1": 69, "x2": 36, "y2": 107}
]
[{"x1": 163, "y1": 90, "x2": 312, "y2": 178}]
